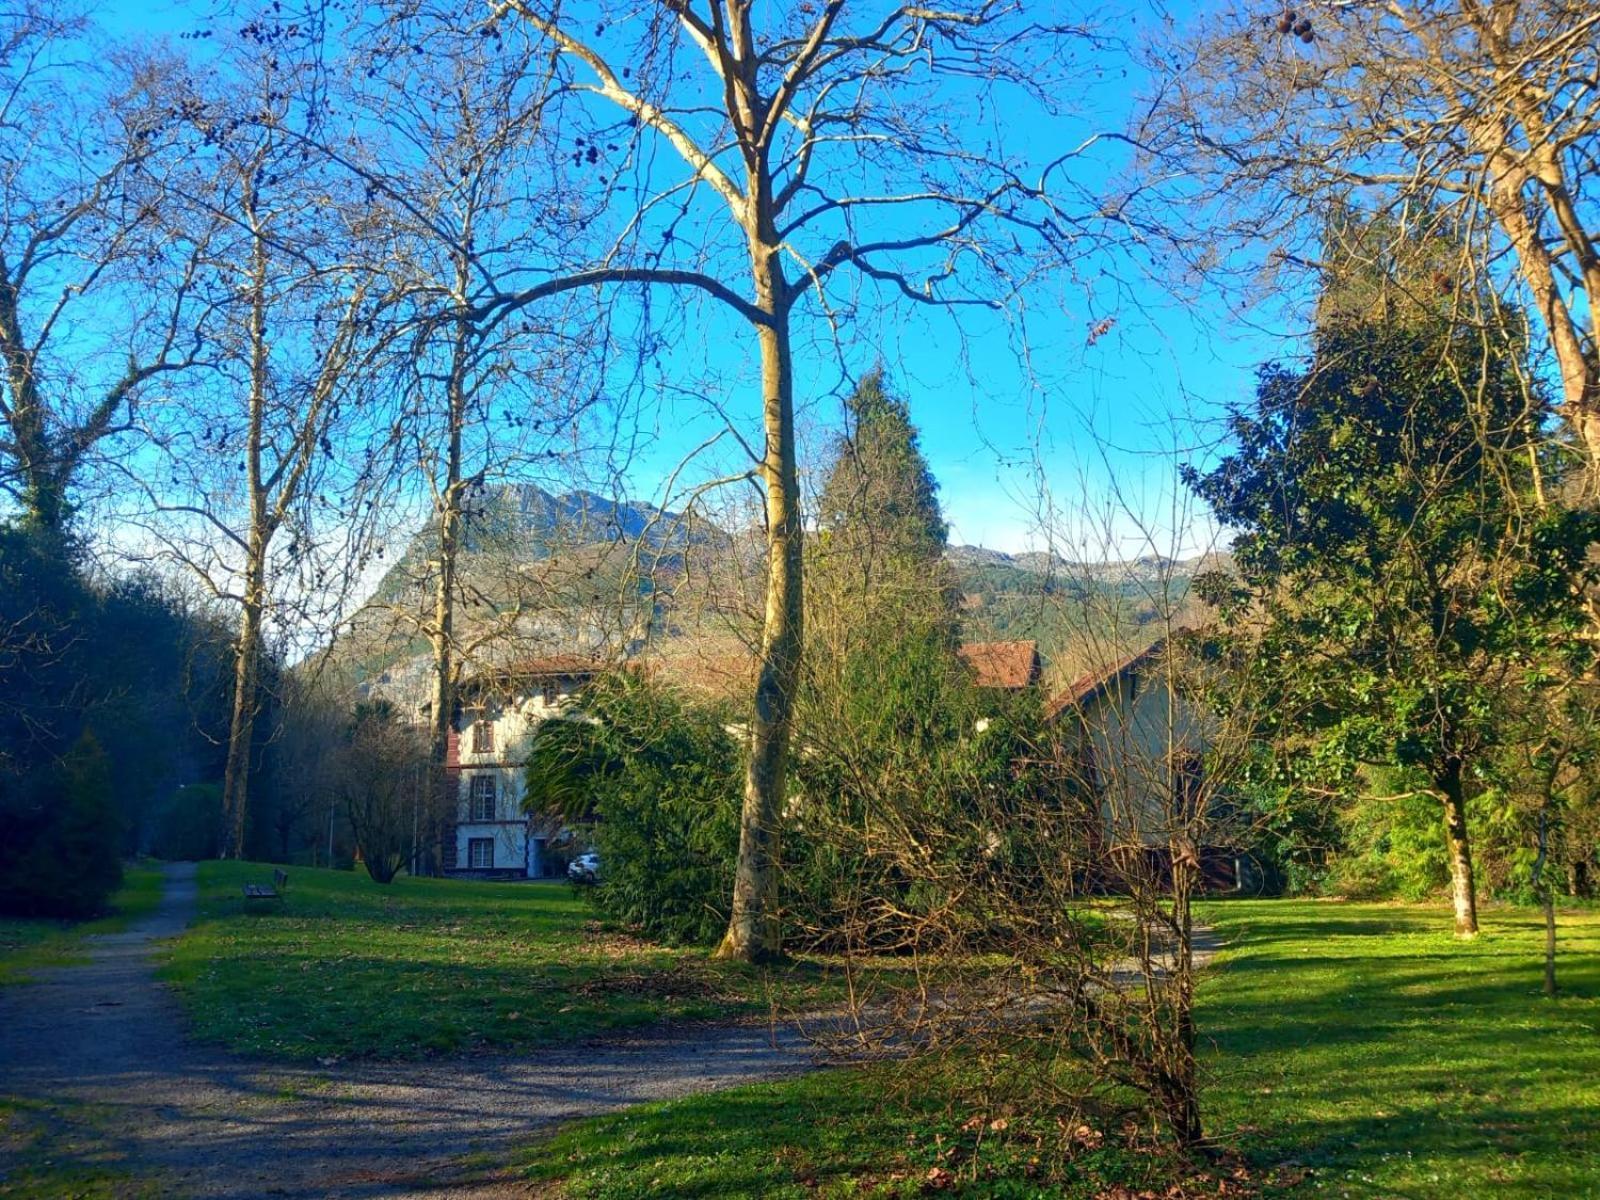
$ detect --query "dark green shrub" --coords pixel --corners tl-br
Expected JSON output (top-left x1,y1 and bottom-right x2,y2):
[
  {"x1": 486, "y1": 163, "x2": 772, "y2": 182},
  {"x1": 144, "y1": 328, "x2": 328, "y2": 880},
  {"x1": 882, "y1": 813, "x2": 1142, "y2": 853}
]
[
  {"x1": 151, "y1": 783, "x2": 223, "y2": 861},
  {"x1": 525, "y1": 674, "x2": 741, "y2": 945},
  {"x1": 0, "y1": 731, "x2": 123, "y2": 918}
]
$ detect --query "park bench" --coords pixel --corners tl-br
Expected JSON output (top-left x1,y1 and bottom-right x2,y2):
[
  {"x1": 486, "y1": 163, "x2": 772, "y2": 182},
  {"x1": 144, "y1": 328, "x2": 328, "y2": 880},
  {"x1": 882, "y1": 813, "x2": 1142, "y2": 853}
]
[{"x1": 243, "y1": 868, "x2": 289, "y2": 902}]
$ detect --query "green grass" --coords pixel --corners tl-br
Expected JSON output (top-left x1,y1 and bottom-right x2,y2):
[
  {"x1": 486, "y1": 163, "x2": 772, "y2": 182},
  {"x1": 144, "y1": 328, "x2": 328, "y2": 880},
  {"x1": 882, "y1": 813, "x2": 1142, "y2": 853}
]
[
  {"x1": 161, "y1": 860, "x2": 856, "y2": 1061},
  {"x1": 0, "y1": 868, "x2": 165, "y2": 987},
  {"x1": 1198, "y1": 899, "x2": 1600, "y2": 1198},
  {"x1": 522, "y1": 900, "x2": 1600, "y2": 1199},
  {"x1": 519, "y1": 1063, "x2": 1211, "y2": 1200},
  {"x1": 0, "y1": 1096, "x2": 164, "y2": 1199}
]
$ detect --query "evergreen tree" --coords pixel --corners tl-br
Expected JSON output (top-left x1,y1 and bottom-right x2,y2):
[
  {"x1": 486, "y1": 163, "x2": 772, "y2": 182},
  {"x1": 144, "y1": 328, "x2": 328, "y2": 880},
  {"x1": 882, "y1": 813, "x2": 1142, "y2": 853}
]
[
  {"x1": 1188, "y1": 218, "x2": 1595, "y2": 936},
  {"x1": 816, "y1": 368, "x2": 949, "y2": 603}
]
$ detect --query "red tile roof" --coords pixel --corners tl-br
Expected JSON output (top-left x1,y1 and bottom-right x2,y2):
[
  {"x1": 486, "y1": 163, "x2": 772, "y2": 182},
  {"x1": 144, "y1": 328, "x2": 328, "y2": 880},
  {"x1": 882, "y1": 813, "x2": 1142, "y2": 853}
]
[
  {"x1": 959, "y1": 641, "x2": 1042, "y2": 690},
  {"x1": 496, "y1": 655, "x2": 606, "y2": 679},
  {"x1": 1044, "y1": 641, "x2": 1164, "y2": 722}
]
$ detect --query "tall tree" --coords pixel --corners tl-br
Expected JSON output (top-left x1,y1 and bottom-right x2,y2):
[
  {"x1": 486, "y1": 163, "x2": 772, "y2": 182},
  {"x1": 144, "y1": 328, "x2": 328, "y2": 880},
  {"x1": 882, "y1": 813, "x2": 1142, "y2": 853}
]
[
  {"x1": 1187, "y1": 221, "x2": 1593, "y2": 936},
  {"x1": 0, "y1": 7, "x2": 209, "y2": 542},
  {"x1": 141, "y1": 18, "x2": 400, "y2": 858},
  {"x1": 341, "y1": 13, "x2": 606, "y2": 873},
  {"x1": 480, "y1": 1, "x2": 1096, "y2": 960},
  {"x1": 816, "y1": 367, "x2": 949, "y2": 598}
]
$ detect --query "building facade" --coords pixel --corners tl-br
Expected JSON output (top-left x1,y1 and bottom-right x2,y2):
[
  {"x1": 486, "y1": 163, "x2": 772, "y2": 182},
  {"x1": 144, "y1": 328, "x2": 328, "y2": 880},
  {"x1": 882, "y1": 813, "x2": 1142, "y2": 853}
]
[{"x1": 443, "y1": 657, "x2": 601, "y2": 878}]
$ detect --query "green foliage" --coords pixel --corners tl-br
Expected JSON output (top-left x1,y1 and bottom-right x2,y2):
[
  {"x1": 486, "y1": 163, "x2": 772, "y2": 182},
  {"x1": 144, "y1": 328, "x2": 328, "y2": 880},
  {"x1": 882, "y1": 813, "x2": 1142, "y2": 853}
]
[
  {"x1": 0, "y1": 731, "x2": 122, "y2": 918},
  {"x1": 1187, "y1": 220, "x2": 1597, "y2": 900},
  {"x1": 797, "y1": 366, "x2": 1052, "y2": 948},
  {"x1": 0, "y1": 522, "x2": 233, "y2": 874},
  {"x1": 150, "y1": 784, "x2": 223, "y2": 862},
  {"x1": 788, "y1": 613, "x2": 1044, "y2": 949},
  {"x1": 1322, "y1": 770, "x2": 1451, "y2": 900},
  {"x1": 525, "y1": 674, "x2": 743, "y2": 945},
  {"x1": 817, "y1": 367, "x2": 948, "y2": 566}
]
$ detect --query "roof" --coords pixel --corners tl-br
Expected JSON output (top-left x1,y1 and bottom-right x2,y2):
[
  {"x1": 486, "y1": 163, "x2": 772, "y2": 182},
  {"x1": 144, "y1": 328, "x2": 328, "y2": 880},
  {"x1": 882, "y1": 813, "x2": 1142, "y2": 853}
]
[
  {"x1": 467, "y1": 655, "x2": 608, "y2": 686},
  {"x1": 1043, "y1": 641, "x2": 1165, "y2": 723},
  {"x1": 959, "y1": 641, "x2": 1042, "y2": 690}
]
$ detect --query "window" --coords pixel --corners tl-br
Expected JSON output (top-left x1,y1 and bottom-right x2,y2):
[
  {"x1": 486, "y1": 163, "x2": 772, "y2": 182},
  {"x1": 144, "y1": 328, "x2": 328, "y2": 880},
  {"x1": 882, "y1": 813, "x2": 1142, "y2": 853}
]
[
  {"x1": 467, "y1": 838, "x2": 494, "y2": 869},
  {"x1": 471, "y1": 717, "x2": 494, "y2": 754},
  {"x1": 469, "y1": 774, "x2": 497, "y2": 821},
  {"x1": 541, "y1": 681, "x2": 558, "y2": 705}
]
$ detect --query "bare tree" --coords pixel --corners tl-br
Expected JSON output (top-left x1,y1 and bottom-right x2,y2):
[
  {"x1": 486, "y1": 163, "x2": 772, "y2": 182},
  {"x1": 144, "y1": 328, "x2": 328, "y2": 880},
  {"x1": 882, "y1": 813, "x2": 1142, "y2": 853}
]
[
  {"x1": 336, "y1": 14, "x2": 614, "y2": 872},
  {"x1": 135, "y1": 20, "x2": 402, "y2": 859},
  {"x1": 471, "y1": 0, "x2": 1106, "y2": 960},
  {"x1": 335, "y1": 699, "x2": 431, "y2": 884},
  {"x1": 0, "y1": 6, "x2": 211, "y2": 541},
  {"x1": 1140, "y1": 0, "x2": 1600, "y2": 491}
]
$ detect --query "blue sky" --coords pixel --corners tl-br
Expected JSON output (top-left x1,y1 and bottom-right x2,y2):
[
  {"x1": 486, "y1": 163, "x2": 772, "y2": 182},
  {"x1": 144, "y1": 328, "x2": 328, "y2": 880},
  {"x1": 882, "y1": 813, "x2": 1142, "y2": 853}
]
[{"x1": 91, "y1": 1, "x2": 1304, "y2": 561}]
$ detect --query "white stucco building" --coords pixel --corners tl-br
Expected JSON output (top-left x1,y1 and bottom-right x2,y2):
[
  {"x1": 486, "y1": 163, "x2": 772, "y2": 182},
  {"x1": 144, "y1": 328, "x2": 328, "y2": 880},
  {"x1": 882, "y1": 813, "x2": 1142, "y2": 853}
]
[{"x1": 444, "y1": 656, "x2": 602, "y2": 878}]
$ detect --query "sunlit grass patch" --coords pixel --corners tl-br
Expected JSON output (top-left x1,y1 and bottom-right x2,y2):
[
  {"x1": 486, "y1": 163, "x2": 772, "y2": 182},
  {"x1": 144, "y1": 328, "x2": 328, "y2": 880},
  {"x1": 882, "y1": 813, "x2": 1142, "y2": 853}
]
[
  {"x1": 522, "y1": 899, "x2": 1600, "y2": 1199},
  {"x1": 162, "y1": 860, "x2": 859, "y2": 1060},
  {"x1": 0, "y1": 868, "x2": 165, "y2": 988}
]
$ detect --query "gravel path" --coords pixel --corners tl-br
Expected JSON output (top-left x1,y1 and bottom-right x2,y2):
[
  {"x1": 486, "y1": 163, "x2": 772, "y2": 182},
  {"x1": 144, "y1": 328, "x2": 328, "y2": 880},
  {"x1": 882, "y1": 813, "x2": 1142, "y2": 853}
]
[{"x1": 0, "y1": 863, "x2": 817, "y2": 1199}]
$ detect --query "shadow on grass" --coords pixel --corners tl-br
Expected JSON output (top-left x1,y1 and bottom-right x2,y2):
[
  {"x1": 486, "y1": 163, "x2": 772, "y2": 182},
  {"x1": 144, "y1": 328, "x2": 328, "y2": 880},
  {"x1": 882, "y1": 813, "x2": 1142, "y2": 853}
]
[{"x1": 1194, "y1": 902, "x2": 1600, "y2": 1197}]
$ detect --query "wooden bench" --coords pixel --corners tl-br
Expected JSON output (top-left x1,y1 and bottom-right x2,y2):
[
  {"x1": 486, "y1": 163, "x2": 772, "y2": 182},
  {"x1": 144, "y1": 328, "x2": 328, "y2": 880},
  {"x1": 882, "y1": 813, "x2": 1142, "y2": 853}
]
[{"x1": 243, "y1": 868, "x2": 289, "y2": 902}]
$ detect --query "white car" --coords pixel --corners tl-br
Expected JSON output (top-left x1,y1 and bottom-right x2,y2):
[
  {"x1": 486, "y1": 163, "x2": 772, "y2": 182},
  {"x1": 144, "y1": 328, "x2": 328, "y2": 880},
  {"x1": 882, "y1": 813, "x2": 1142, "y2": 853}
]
[{"x1": 567, "y1": 852, "x2": 600, "y2": 884}]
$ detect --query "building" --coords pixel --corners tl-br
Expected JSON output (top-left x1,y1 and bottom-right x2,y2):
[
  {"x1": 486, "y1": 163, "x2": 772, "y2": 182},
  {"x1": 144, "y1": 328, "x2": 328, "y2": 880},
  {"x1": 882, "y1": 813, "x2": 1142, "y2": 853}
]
[
  {"x1": 959, "y1": 640, "x2": 1043, "y2": 690},
  {"x1": 444, "y1": 656, "x2": 602, "y2": 878},
  {"x1": 1044, "y1": 641, "x2": 1251, "y2": 893}
]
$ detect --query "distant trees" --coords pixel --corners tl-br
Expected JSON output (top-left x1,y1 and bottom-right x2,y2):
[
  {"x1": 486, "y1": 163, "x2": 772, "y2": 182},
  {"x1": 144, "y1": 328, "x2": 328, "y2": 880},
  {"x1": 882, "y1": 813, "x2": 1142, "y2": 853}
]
[{"x1": 0, "y1": 523, "x2": 232, "y2": 914}]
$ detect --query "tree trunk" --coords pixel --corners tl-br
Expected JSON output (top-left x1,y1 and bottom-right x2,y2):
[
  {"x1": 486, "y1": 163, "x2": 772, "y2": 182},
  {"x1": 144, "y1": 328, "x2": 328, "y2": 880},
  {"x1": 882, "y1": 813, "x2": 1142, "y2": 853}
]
[
  {"x1": 423, "y1": 256, "x2": 471, "y2": 879},
  {"x1": 715, "y1": 232, "x2": 801, "y2": 963},
  {"x1": 1438, "y1": 757, "x2": 1479, "y2": 938},
  {"x1": 221, "y1": 577, "x2": 263, "y2": 860},
  {"x1": 1543, "y1": 884, "x2": 1557, "y2": 998},
  {"x1": 222, "y1": 212, "x2": 271, "y2": 863},
  {"x1": 1161, "y1": 851, "x2": 1202, "y2": 1147},
  {"x1": 426, "y1": 531, "x2": 458, "y2": 876}
]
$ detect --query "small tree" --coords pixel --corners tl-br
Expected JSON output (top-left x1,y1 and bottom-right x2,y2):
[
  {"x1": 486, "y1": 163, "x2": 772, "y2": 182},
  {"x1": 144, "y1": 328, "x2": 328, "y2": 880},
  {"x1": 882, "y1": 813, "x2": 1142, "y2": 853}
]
[
  {"x1": 336, "y1": 701, "x2": 430, "y2": 885},
  {"x1": 524, "y1": 673, "x2": 742, "y2": 945},
  {"x1": 0, "y1": 730, "x2": 121, "y2": 918}
]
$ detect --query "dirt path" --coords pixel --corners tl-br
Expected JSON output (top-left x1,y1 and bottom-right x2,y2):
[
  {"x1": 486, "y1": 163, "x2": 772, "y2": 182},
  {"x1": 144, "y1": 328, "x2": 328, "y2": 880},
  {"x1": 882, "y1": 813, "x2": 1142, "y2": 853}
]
[{"x1": 0, "y1": 864, "x2": 817, "y2": 1198}]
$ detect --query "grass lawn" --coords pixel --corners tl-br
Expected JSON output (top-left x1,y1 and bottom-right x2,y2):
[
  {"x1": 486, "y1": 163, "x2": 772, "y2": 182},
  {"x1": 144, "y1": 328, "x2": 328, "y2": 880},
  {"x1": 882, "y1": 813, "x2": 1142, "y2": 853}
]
[
  {"x1": 161, "y1": 860, "x2": 858, "y2": 1061},
  {"x1": 0, "y1": 867, "x2": 165, "y2": 988},
  {"x1": 0, "y1": 1097, "x2": 162, "y2": 1200},
  {"x1": 522, "y1": 900, "x2": 1600, "y2": 1199},
  {"x1": 1199, "y1": 899, "x2": 1600, "y2": 1198}
]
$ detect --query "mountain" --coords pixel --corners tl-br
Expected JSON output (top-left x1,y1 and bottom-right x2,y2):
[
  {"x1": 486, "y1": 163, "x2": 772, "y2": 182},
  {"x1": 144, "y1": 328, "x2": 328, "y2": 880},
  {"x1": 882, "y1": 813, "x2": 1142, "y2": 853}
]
[
  {"x1": 944, "y1": 544, "x2": 1222, "y2": 585},
  {"x1": 323, "y1": 487, "x2": 1220, "y2": 701}
]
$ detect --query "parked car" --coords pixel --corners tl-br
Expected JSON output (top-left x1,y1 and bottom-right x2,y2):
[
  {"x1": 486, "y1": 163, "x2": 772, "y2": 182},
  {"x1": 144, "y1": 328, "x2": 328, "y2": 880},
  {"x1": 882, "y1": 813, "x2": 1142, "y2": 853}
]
[{"x1": 568, "y1": 852, "x2": 600, "y2": 885}]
